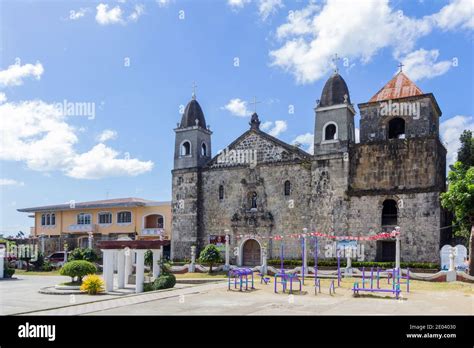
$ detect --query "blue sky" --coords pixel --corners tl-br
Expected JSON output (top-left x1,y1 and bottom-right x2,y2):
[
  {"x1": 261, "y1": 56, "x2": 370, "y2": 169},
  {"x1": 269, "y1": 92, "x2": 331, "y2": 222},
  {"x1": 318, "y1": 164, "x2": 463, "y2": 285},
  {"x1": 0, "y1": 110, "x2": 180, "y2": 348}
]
[{"x1": 0, "y1": 0, "x2": 473, "y2": 236}]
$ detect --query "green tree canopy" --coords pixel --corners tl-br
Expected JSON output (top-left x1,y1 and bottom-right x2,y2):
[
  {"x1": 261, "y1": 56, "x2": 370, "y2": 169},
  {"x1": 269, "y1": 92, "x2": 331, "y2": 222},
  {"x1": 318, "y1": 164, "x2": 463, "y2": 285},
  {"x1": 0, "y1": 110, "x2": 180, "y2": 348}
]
[{"x1": 198, "y1": 244, "x2": 222, "y2": 273}]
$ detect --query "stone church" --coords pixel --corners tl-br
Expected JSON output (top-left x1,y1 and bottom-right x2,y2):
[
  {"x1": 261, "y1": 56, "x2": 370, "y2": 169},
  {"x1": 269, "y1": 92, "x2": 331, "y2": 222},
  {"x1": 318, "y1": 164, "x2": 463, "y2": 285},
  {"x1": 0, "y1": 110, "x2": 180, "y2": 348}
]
[{"x1": 171, "y1": 70, "x2": 448, "y2": 265}]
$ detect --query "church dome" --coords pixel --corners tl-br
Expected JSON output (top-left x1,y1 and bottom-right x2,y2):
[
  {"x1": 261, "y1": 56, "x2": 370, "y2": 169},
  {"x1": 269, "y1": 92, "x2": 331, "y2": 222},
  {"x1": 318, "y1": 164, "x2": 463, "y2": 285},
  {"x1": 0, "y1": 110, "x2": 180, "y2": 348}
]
[
  {"x1": 180, "y1": 98, "x2": 207, "y2": 128},
  {"x1": 319, "y1": 72, "x2": 351, "y2": 107}
]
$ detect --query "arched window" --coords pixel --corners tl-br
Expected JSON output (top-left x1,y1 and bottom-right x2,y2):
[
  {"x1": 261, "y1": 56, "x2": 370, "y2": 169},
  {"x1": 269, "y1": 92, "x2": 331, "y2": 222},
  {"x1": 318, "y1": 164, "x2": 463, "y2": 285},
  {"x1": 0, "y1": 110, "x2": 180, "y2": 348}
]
[
  {"x1": 157, "y1": 215, "x2": 164, "y2": 228},
  {"x1": 219, "y1": 185, "x2": 224, "y2": 200},
  {"x1": 51, "y1": 213, "x2": 56, "y2": 225},
  {"x1": 46, "y1": 214, "x2": 51, "y2": 225},
  {"x1": 382, "y1": 199, "x2": 398, "y2": 226},
  {"x1": 41, "y1": 214, "x2": 46, "y2": 226},
  {"x1": 77, "y1": 213, "x2": 92, "y2": 225},
  {"x1": 249, "y1": 192, "x2": 257, "y2": 209},
  {"x1": 201, "y1": 143, "x2": 207, "y2": 157},
  {"x1": 284, "y1": 180, "x2": 291, "y2": 196},
  {"x1": 388, "y1": 118, "x2": 405, "y2": 139},
  {"x1": 323, "y1": 122, "x2": 337, "y2": 141},
  {"x1": 98, "y1": 212, "x2": 112, "y2": 224},
  {"x1": 181, "y1": 141, "x2": 191, "y2": 156}
]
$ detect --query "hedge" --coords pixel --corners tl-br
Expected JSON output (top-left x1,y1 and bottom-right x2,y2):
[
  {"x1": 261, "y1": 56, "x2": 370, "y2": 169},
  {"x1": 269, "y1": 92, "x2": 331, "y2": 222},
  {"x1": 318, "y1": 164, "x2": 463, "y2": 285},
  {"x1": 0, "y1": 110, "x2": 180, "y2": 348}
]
[
  {"x1": 267, "y1": 259, "x2": 439, "y2": 269},
  {"x1": 59, "y1": 260, "x2": 97, "y2": 282}
]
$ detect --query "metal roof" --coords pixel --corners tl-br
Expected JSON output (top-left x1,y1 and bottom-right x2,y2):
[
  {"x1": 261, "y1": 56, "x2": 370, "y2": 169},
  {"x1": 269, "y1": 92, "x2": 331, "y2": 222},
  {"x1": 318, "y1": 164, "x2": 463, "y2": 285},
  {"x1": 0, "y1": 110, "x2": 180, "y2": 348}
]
[{"x1": 369, "y1": 72, "x2": 423, "y2": 102}]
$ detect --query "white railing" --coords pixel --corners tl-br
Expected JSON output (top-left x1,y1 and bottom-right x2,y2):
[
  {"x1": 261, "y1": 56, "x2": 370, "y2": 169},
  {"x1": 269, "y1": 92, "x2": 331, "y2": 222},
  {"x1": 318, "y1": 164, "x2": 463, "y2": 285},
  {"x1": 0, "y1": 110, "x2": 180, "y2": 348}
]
[
  {"x1": 67, "y1": 224, "x2": 97, "y2": 233},
  {"x1": 141, "y1": 228, "x2": 164, "y2": 236}
]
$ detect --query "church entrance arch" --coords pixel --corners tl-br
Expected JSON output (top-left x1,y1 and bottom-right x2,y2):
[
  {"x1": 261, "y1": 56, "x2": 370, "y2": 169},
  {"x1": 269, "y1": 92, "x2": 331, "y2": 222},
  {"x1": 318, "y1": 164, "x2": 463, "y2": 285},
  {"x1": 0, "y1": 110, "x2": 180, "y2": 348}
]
[{"x1": 241, "y1": 238, "x2": 261, "y2": 266}]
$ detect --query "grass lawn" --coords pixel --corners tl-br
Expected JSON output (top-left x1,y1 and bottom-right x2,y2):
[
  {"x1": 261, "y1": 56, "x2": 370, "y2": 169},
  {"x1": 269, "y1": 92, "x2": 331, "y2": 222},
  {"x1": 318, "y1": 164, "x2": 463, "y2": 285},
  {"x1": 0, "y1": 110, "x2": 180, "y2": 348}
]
[
  {"x1": 175, "y1": 271, "x2": 227, "y2": 278},
  {"x1": 15, "y1": 269, "x2": 61, "y2": 276}
]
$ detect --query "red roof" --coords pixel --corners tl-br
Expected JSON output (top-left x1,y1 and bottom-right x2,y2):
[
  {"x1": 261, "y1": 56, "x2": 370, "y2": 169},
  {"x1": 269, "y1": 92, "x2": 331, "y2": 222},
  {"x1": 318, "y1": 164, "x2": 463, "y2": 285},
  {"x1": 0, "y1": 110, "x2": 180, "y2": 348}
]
[{"x1": 369, "y1": 72, "x2": 423, "y2": 102}]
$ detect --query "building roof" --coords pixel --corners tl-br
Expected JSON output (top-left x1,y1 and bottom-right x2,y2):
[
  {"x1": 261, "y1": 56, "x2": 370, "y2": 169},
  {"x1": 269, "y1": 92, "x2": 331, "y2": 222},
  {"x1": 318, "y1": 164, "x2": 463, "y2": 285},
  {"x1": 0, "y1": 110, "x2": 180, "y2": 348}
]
[
  {"x1": 369, "y1": 72, "x2": 423, "y2": 102},
  {"x1": 180, "y1": 98, "x2": 207, "y2": 129},
  {"x1": 319, "y1": 72, "x2": 351, "y2": 107},
  {"x1": 17, "y1": 198, "x2": 171, "y2": 213}
]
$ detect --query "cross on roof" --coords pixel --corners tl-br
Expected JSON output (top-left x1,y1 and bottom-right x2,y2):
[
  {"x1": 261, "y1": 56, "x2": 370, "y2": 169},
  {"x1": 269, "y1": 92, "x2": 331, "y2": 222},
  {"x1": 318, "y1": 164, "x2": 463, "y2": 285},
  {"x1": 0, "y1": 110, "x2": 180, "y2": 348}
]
[
  {"x1": 249, "y1": 96, "x2": 261, "y2": 113},
  {"x1": 332, "y1": 53, "x2": 341, "y2": 73},
  {"x1": 191, "y1": 81, "x2": 197, "y2": 100},
  {"x1": 398, "y1": 62, "x2": 404, "y2": 73}
]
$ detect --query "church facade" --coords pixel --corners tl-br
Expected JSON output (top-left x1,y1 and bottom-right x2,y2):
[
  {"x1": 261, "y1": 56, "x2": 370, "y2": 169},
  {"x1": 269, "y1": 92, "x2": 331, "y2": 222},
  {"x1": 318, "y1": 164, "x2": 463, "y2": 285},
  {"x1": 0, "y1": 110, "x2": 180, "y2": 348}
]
[{"x1": 171, "y1": 71, "x2": 448, "y2": 265}]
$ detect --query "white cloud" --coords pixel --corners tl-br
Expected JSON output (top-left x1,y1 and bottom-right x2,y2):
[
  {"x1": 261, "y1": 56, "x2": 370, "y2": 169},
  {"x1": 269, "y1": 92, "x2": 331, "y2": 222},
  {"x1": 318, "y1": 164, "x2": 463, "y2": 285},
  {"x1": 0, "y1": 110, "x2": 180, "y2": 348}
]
[
  {"x1": 0, "y1": 99, "x2": 153, "y2": 179},
  {"x1": 97, "y1": 129, "x2": 118, "y2": 142},
  {"x1": 96, "y1": 3, "x2": 124, "y2": 25},
  {"x1": 0, "y1": 179, "x2": 24, "y2": 186},
  {"x1": 429, "y1": 0, "x2": 474, "y2": 31},
  {"x1": 292, "y1": 133, "x2": 314, "y2": 154},
  {"x1": 66, "y1": 143, "x2": 153, "y2": 179},
  {"x1": 68, "y1": 8, "x2": 89, "y2": 20},
  {"x1": 0, "y1": 62, "x2": 44, "y2": 87},
  {"x1": 401, "y1": 49, "x2": 452, "y2": 81},
  {"x1": 440, "y1": 115, "x2": 474, "y2": 165},
  {"x1": 0, "y1": 92, "x2": 6, "y2": 104},
  {"x1": 128, "y1": 4, "x2": 145, "y2": 22},
  {"x1": 270, "y1": 0, "x2": 471, "y2": 84},
  {"x1": 223, "y1": 98, "x2": 250, "y2": 117},
  {"x1": 228, "y1": 0, "x2": 251, "y2": 9},
  {"x1": 156, "y1": 0, "x2": 171, "y2": 7},
  {"x1": 261, "y1": 120, "x2": 288, "y2": 137},
  {"x1": 258, "y1": 0, "x2": 284, "y2": 21}
]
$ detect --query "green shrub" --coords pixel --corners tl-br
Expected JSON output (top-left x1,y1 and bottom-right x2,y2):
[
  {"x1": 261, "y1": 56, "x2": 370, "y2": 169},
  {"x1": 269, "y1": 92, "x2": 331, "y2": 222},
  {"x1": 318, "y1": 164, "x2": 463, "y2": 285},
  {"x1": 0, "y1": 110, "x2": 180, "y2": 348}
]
[
  {"x1": 152, "y1": 274, "x2": 176, "y2": 290},
  {"x1": 144, "y1": 250, "x2": 153, "y2": 267},
  {"x1": 59, "y1": 260, "x2": 97, "y2": 282},
  {"x1": 4, "y1": 265, "x2": 15, "y2": 278},
  {"x1": 69, "y1": 248, "x2": 98, "y2": 262},
  {"x1": 42, "y1": 261, "x2": 53, "y2": 272}
]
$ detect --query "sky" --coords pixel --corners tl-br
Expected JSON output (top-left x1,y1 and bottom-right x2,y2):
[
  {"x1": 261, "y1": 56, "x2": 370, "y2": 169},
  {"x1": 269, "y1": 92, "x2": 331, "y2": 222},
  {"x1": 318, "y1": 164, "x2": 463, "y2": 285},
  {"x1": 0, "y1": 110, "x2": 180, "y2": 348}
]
[{"x1": 0, "y1": 0, "x2": 473, "y2": 236}]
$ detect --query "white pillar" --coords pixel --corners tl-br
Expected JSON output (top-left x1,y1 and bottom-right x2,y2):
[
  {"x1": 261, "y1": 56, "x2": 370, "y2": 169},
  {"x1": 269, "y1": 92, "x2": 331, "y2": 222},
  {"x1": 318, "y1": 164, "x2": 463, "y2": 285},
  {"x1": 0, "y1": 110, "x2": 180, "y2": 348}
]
[
  {"x1": 345, "y1": 247, "x2": 353, "y2": 276},
  {"x1": 117, "y1": 250, "x2": 125, "y2": 289},
  {"x1": 152, "y1": 249, "x2": 161, "y2": 278},
  {"x1": 40, "y1": 234, "x2": 45, "y2": 254},
  {"x1": 261, "y1": 246, "x2": 267, "y2": 275},
  {"x1": 124, "y1": 248, "x2": 131, "y2": 285},
  {"x1": 102, "y1": 249, "x2": 115, "y2": 292},
  {"x1": 395, "y1": 235, "x2": 400, "y2": 270},
  {"x1": 87, "y1": 232, "x2": 93, "y2": 249},
  {"x1": 135, "y1": 249, "x2": 145, "y2": 293},
  {"x1": 189, "y1": 245, "x2": 196, "y2": 273},
  {"x1": 0, "y1": 246, "x2": 5, "y2": 279},
  {"x1": 224, "y1": 234, "x2": 230, "y2": 271},
  {"x1": 302, "y1": 230, "x2": 308, "y2": 275}
]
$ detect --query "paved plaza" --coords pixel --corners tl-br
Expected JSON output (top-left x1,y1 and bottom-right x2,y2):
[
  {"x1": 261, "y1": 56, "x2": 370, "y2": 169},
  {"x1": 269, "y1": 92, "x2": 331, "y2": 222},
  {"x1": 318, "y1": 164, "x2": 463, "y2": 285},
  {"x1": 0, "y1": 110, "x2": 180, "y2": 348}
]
[{"x1": 1, "y1": 275, "x2": 472, "y2": 316}]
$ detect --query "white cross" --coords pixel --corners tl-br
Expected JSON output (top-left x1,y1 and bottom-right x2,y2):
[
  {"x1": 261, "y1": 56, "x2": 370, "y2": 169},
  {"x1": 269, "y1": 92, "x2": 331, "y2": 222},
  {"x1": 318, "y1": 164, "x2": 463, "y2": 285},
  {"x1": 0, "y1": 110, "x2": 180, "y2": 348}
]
[{"x1": 248, "y1": 96, "x2": 261, "y2": 113}]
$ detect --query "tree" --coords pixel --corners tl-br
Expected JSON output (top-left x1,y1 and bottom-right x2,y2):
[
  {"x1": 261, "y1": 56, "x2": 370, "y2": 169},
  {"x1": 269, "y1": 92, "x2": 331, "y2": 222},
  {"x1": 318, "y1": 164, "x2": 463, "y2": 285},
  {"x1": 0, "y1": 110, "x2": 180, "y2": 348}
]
[
  {"x1": 198, "y1": 244, "x2": 222, "y2": 273},
  {"x1": 456, "y1": 130, "x2": 474, "y2": 168},
  {"x1": 441, "y1": 162, "x2": 474, "y2": 275}
]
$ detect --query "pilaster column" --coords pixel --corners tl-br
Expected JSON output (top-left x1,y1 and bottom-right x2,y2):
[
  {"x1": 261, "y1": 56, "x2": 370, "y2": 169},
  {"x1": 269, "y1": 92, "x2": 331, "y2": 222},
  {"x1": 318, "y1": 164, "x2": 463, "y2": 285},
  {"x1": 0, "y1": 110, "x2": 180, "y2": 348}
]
[
  {"x1": 135, "y1": 249, "x2": 145, "y2": 293},
  {"x1": 189, "y1": 245, "x2": 196, "y2": 273},
  {"x1": 117, "y1": 250, "x2": 125, "y2": 289},
  {"x1": 102, "y1": 249, "x2": 115, "y2": 292},
  {"x1": 152, "y1": 249, "x2": 161, "y2": 278},
  {"x1": 224, "y1": 234, "x2": 230, "y2": 271}
]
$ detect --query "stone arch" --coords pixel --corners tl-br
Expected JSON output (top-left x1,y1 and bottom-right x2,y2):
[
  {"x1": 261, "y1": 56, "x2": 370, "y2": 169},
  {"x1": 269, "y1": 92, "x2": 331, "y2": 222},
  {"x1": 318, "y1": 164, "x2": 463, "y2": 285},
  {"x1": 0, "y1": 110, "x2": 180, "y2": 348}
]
[{"x1": 239, "y1": 238, "x2": 262, "y2": 266}]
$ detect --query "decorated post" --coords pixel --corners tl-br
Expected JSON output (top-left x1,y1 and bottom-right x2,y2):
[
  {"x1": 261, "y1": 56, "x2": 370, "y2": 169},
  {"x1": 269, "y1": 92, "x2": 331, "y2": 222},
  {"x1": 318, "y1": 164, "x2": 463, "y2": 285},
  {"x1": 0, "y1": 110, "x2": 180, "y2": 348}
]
[
  {"x1": 87, "y1": 231, "x2": 93, "y2": 250},
  {"x1": 224, "y1": 233, "x2": 230, "y2": 271},
  {"x1": 446, "y1": 246, "x2": 457, "y2": 282},
  {"x1": 189, "y1": 245, "x2": 196, "y2": 273},
  {"x1": 395, "y1": 226, "x2": 401, "y2": 270},
  {"x1": 302, "y1": 228, "x2": 308, "y2": 278},
  {"x1": 261, "y1": 244, "x2": 268, "y2": 275}
]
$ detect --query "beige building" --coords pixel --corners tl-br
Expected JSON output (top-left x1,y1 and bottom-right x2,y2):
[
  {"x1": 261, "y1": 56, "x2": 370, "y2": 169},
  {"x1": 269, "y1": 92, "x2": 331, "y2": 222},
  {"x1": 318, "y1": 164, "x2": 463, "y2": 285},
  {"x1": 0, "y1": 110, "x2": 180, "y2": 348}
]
[{"x1": 18, "y1": 198, "x2": 171, "y2": 255}]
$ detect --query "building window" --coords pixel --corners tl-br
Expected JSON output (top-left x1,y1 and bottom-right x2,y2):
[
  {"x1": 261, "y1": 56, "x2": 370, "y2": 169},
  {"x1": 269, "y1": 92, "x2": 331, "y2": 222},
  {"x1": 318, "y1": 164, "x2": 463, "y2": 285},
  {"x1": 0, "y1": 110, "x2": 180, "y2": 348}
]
[
  {"x1": 41, "y1": 213, "x2": 56, "y2": 226},
  {"x1": 219, "y1": 185, "x2": 224, "y2": 200},
  {"x1": 77, "y1": 213, "x2": 92, "y2": 225},
  {"x1": 388, "y1": 117, "x2": 405, "y2": 139},
  {"x1": 284, "y1": 180, "x2": 291, "y2": 196},
  {"x1": 181, "y1": 141, "x2": 191, "y2": 156},
  {"x1": 157, "y1": 215, "x2": 164, "y2": 229},
  {"x1": 117, "y1": 211, "x2": 132, "y2": 224},
  {"x1": 178, "y1": 176, "x2": 183, "y2": 185},
  {"x1": 98, "y1": 212, "x2": 112, "y2": 224},
  {"x1": 324, "y1": 123, "x2": 337, "y2": 141},
  {"x1": 201, "y1": 143, "x2": 207, "y2": 156},
  {"x1": 381, "y1": 199, "x2": 398, "y2": 226}
]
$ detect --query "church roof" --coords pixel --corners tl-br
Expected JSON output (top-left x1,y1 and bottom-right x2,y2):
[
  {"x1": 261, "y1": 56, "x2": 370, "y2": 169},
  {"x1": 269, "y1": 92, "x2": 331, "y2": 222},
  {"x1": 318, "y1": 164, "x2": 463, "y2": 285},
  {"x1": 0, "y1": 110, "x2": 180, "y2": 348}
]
[
  {"x1": 319, "y1": 72, "x2": 351, "y2": 107},
  {"x1": 180, "y1": 98, "x2": 207, "y2": 128},
  {"x1": 369, "y1": 72, "x2": 423, "y2": 102}
]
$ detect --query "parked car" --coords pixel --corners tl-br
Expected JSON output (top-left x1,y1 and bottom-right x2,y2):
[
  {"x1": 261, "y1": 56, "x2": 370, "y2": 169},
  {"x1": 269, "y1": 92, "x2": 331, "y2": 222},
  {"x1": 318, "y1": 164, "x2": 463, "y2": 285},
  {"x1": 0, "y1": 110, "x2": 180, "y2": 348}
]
[{"x1": 45, "y1": 251, "x2": 70, "y2": 267}]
